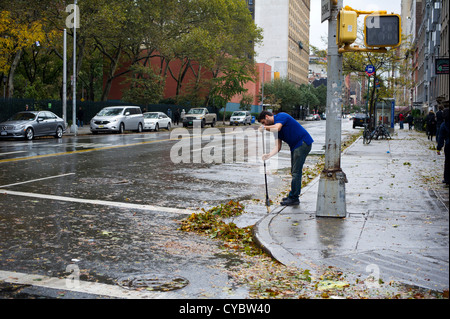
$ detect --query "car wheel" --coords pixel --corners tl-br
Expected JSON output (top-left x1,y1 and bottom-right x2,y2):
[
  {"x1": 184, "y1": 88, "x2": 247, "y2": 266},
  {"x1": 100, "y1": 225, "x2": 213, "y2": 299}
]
[
  {"x1": 154, "y1": 123, "x2": 159, "y2": 132},
  {"x1": 167, "y1": 122, "x2": 171, "y2": 130},
  {"x1": 137, "y1": 123, "x2": 143, "y2": 133},
  {"x1": 25, "y1": 127, "x2": 34, "y2": 140},
  {"x1": 211, "y1": 120, "x2": 215, "y2": 127},
  {"x1": 118, "y1": 123, "x2": 125, "y2": 134},
  {"x1": 55, "y1": 126, "x2": 63, "y2": 138}
]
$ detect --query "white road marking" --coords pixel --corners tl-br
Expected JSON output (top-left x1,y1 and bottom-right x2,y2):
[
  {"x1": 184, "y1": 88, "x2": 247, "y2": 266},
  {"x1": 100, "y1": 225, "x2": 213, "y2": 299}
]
[
  {"x1": 0, "y1": 173, "x2": 76, "y2": 188},
  {"x1": 0, "y1": 189, "x2": 194, "y2": 215},
  {"x1": 0, "y1": 151, "x2": 27, "y2": 156},
  {"x1": 0, "y1": 270, "x2": 173, "y2": 299}
]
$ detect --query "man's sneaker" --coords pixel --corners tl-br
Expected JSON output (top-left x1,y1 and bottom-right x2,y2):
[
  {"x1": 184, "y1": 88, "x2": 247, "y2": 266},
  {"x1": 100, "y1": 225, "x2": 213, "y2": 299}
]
[{"x1": 281, "y1": 197, "x2": 300, "y2": 206}]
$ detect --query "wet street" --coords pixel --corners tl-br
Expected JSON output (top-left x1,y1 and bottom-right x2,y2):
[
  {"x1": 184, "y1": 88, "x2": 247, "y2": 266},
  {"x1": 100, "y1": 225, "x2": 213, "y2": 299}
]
[{"x1": 0, "y1": 119, "x2": 353, "y2": 298}]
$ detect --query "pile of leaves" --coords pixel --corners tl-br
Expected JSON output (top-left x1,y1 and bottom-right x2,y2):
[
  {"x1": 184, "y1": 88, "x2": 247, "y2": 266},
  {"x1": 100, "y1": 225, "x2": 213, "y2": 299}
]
[{"x1": 179, "y1": 201, "x2": 263, "y2": 256}]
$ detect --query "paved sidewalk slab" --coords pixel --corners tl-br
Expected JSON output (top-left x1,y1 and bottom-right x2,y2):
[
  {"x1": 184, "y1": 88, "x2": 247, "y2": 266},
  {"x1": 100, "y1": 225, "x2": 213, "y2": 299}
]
[{"x1": 254, "y1": 128, "x2": 449, "y2": 291}]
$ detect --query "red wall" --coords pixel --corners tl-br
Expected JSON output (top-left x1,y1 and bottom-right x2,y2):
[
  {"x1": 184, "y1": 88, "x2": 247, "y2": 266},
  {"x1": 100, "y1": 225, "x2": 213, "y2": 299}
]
[{"x1": 106, "y1": 55, "x2": 270, "y2": 108}]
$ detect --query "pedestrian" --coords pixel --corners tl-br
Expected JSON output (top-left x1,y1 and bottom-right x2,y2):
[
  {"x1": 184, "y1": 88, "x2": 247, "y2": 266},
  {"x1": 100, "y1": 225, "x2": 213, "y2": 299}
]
[
  {"x1": 258, "y1": 110, "x2": 314, "y2": 206},
  {"x1": 437, "y1": 107, "x2": 450, "y2": 187},
  {"x1": 77, "y1": 106, "x2": 84, "y2": 127},
  {"x1": 436, "y1": 105, "x2": 444, "y2": 144},
  {"x1": 426, "y1": 110, "x2": 437, "y2": 141},
  {"x1": 399, "y1": 113, "x2": 404, "y2": 130},
  {"x1": 25, "y1": 104, "x2": 29, "y2": 111},
  {"x1": 406, "y1": 113, "x2": 414, "y2": 130},
  {"x1": 174, "y1": 109, "x2": 180, "y2": 126}
]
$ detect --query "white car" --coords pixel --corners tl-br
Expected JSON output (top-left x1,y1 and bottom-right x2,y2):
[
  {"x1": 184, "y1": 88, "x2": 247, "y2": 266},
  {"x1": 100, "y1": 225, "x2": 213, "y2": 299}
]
[
  {"x1": 230, "y1": 111, "x2": 252, "y2": 125},
  {"x1": 143, "y1": 112, "x2": 172, "y2": 131}
]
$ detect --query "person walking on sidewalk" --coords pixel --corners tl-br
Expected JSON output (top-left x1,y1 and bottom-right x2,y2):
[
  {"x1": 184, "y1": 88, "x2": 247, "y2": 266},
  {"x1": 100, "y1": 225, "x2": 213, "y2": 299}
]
[
  {"x1": 399, "y1": 113, "x2": 405, "y2": 130},
  {"x1": 426, "y1": 110, "x2": 437, "y2": 141},
  {"x1": 258, "y1": 111, "x2": 314, "y2": 206},
  {"x1": 437, "y1": 107, "x2": 450, "y2": 187}
]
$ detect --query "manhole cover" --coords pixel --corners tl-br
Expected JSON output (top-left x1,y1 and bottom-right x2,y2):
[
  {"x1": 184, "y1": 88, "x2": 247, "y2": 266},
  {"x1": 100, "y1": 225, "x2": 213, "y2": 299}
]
[{"x1": 117, "y1": 273, "x2": 189, "y2": 292}]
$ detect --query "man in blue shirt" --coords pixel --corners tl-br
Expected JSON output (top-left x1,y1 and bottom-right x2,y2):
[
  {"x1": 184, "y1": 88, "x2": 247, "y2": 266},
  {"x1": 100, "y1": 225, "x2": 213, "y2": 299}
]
[{"x1": 258, "y1": 111, "x2": 314, "y2": 206}]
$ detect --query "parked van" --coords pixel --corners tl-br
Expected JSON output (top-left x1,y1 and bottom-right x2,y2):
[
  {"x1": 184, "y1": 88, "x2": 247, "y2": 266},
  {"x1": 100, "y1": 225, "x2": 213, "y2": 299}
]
[
  {"x1": 90, "y1": 106, "x2": 144, "y2": 134},
  {"x1": 230, "y1": 111, "x2": 252, "y2": 125}
]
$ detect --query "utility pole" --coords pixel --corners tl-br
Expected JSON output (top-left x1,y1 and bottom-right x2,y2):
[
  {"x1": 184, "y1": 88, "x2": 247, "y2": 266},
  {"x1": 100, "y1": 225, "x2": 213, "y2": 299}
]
[
  {"x1": 63, "y1": 29, "x2": 67, "y2": 127},
  {"x1": 316, "y1": 0, "x2": 347, "y2": 217},
  {"x1": 72, "y1": 0, "x2": 78, "y2": 136}
]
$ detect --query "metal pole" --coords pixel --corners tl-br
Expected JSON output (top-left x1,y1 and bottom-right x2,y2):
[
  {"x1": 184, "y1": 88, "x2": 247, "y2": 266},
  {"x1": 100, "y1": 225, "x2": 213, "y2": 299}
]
[
  {"x1": 72, "y1": 0, "x2": 77, "y2": 136},
  {"x1": 316, "y1": 0, "x2": 347, "y2": 218},
  {"x1": 63, "y1": 29, "x2": 67, "y2": 127}
]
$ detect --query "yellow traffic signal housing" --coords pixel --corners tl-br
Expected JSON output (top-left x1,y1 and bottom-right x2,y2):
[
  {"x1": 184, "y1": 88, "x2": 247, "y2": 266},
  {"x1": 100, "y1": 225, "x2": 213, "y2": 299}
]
[
  {"x1": 337, "y1": 9, "x2": 357, "y2": 46},
  {"x1": 364, "y1": 14, "x2": 402, "y2": 47}
]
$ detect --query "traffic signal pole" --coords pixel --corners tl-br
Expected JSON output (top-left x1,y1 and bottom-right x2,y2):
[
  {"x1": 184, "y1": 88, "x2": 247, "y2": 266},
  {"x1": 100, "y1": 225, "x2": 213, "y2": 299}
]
[{"x1": 316, "y1": 0, "x2": 347, "y2": 218}]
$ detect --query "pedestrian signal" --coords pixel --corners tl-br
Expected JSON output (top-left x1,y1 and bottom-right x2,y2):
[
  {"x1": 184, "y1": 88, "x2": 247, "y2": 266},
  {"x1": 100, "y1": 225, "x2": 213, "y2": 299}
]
[
  {"x1": 337, "y1": 9, "x2": 358, "y2": 45},
  {"x1": 364, "y1": 14, "x2": 401, "y2": 47}
]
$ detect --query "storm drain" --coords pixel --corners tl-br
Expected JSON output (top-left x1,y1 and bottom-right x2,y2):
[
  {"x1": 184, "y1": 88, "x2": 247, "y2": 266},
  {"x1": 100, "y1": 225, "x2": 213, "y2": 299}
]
[{"x1": 117, "y1": 273, "x2": 189, "y2": 292}]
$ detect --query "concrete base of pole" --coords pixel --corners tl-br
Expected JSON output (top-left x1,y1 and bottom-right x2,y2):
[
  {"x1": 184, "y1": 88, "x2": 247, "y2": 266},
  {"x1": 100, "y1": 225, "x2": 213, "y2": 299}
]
[{"x1": 316, "y1": 170, "x2": 347, "y2": 218}]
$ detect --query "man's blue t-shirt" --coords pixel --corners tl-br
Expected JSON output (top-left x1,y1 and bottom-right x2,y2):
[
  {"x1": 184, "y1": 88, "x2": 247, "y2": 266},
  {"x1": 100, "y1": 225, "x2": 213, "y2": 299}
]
[{"x1": 274, "y1": 113, "x2": 314, "y2": 151}]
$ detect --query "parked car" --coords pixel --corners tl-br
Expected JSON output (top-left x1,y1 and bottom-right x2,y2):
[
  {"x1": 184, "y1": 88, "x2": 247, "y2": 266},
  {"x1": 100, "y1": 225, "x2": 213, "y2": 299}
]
[
  {"x1": 230, "y1": 111, "x2": 252, "y2": 125},
  {"x1": 352, "y1": 113, "x2": 370, "y2": 128},
  {"x1": 0, "y1": 111, "x2": 66, "y2": 140},
  {"x1": 90, "y1": 106, "x2": 144, "y2": 134},
  {"x1": 182, "y1": 108, "x2": 217, "y2": 127},
  {"x1": 143, "y1": 112, "x2": 172, "y2": 131},
  {"x1": 305, "y1": 114, "x2": 320, "y2": 121}
]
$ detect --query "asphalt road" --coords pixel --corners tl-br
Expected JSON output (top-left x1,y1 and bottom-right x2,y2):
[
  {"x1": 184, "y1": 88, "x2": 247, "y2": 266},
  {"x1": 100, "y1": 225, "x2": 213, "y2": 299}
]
[{"x1": 0, "y1": 119, "x2": 352, "y2": 298}]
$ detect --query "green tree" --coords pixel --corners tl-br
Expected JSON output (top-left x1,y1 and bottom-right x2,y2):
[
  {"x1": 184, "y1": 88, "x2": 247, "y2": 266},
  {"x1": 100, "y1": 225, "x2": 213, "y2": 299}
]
[
  {"x1": 211, "y1": 57, "x2": 255, "y2": 124},
  {"x1": 262, "y1": 78, "x2": 302, "y2": 113}
]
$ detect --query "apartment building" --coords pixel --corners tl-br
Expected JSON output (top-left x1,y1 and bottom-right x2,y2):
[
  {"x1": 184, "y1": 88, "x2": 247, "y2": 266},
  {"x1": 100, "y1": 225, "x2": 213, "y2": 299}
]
[
  {"x1": 252, "y1": 0, "x2": 311, "y2": 86},
  {"x1": 407, "y1": 0, "x2": 449, "y2": 111}
]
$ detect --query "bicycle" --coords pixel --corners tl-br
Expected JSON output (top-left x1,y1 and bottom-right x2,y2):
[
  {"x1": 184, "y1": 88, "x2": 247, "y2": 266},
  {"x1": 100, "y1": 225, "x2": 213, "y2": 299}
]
[{"x1": 363, "y1": 123, "x2": 391, "y2": 144}]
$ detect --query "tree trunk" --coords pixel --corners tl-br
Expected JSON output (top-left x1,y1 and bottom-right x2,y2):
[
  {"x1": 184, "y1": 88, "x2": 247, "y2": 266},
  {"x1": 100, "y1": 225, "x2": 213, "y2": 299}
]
[{"x1": 7, "y1": 49, "x2": 22, "y2": 98}]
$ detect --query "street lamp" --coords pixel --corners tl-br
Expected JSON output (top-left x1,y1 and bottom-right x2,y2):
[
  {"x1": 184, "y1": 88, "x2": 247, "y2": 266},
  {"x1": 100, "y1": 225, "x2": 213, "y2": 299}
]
[{"x1": 261, "y1": 56, "x2": 280, "y2": 111}]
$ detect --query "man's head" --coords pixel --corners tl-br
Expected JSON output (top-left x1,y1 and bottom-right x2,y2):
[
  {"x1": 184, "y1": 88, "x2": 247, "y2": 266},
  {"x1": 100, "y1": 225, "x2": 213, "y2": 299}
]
[{"x1": 258, "y1": 110, "x2": 274, "y2": 126}]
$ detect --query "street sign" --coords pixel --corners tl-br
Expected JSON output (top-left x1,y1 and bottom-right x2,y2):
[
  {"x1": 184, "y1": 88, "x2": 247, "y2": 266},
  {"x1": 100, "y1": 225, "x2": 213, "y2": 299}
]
[
  {"x1": 321, "y1": 0, "x2": 331, "y2": 23},
  {"x1": 365, "y1": 65, "x2": 375, "y2": 76}
]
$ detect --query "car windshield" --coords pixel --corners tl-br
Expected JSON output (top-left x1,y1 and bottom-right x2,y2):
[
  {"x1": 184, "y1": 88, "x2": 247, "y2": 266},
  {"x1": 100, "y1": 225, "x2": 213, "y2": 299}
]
[
  {"x1": 144, "y1": 113, "x2": 158, "y2": 119},
  {"x1": 8, "y1": 112, "x2": 36, "y2": 121},
  {"x1": 187, "y1": 109, "x2": 204, "y2": 114},
  {"x1": 232, "y1": 112, "x2": 246, "y2": 116},
  {"x1": 97, "y1": 108, "x2": 123, "y2": 116}
]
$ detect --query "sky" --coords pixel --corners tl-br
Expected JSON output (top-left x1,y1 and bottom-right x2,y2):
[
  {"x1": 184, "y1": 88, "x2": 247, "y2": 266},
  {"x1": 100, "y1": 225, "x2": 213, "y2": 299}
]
[{"x1": 309, "y1": 0, "x2": 402, "y2": 50}]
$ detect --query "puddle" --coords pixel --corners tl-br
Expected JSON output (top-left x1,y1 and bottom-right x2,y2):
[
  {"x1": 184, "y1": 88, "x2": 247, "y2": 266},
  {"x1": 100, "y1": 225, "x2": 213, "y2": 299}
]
[{"x1": 117, "y1": 273, "x2": 189, "y2": 292}]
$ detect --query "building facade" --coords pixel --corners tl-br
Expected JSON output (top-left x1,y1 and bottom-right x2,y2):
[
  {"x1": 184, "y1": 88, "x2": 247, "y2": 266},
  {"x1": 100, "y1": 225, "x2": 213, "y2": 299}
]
[
  {"x1": 253, "y1": 0, "x2": 311, "y2": 86},
  {"x1": 405, "y1": 0, "x2": 449, "y2": 112}
]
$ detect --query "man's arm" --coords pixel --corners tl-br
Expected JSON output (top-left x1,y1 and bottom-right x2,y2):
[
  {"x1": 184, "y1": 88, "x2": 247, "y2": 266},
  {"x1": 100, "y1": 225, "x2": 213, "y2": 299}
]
[
  {"x1": 263, "y1": 123, "x2": 282, "y2": 132},
  {"x1": 262, "y1": 139, "x2": 282, "y2": 161}
]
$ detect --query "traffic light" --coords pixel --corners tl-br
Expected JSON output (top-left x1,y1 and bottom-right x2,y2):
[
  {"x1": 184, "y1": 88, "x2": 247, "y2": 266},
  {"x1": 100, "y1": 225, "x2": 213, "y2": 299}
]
[
  {"x1": 364, "y1": 14, "x2": 401, "y2": 47},
  {"x1": 337, "y1": 9, "x2": 357, "y2": 45}
]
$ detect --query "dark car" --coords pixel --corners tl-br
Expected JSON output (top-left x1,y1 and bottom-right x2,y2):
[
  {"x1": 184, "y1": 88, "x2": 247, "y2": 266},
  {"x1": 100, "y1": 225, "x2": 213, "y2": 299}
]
[
  {"x1": 352, "y1": 113, "x2": 369, "y2": 128},
  {"x1": 0, "y1": 111, "x2": 66, "y2": 140}
]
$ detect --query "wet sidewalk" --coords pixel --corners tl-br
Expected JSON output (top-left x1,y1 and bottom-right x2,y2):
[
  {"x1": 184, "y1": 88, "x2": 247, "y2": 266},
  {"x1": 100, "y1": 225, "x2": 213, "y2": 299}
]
[{"x1": 254, "y1": 127, "x2": 449, "y2": 292}]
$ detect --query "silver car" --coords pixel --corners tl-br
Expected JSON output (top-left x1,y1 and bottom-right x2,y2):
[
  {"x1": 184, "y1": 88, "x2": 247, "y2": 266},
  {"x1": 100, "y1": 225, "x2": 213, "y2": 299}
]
[
  {"x1": 0, "y1": 111, "x2": 66, "y2": 140},
  {"x1": 230, "y1": 111, "x2": 251, "y2": 125},
  {"x1": 90, "y1": 106, "x2": 144, "y2": 134}
]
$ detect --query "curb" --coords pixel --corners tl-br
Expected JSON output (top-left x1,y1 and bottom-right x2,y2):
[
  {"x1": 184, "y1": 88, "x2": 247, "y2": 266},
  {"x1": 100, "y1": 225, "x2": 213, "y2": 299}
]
[{"x1": 252, "y1": 206, "x2": 320, "y2": 274}]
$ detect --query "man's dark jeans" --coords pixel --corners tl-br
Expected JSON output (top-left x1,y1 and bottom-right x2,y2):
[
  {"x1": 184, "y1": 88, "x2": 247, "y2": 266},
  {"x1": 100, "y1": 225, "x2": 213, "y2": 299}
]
[{"x1": 288, "y1": 141, "x2": 312, "y2": 200}]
